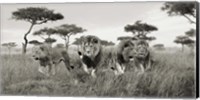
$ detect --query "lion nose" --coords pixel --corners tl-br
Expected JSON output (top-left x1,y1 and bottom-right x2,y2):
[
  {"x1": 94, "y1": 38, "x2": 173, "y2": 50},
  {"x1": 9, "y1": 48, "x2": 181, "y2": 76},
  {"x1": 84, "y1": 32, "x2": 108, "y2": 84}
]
[
  {"x1": 129, "y1": 56, "x2": 133, "y2": 58},
  {"x1": 70, "y1": 66, "x2": 74, "y2": 69},
  {"x1": 34, "y1": 57, "x2": 39, "y2": 60}
]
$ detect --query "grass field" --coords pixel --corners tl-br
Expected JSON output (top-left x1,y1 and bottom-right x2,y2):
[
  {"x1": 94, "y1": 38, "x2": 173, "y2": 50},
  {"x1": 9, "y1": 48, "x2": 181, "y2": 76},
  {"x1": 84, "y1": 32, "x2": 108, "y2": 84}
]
[{"x1": 0, "y1": 47, "x2": 196, "y2": 98}]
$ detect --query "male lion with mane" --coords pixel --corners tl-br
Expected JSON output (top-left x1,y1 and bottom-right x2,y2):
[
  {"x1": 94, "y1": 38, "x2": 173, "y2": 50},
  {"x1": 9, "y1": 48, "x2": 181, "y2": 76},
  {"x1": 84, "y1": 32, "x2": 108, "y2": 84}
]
[
  {"x1": 116, "y1": 39, "x2": 136, "y2": 74},
  {"x1": 133, "y1": 39, "x2": 154, "y2": 73},
  {"x1": 78, "y1": 35, "x2": 102, "y2": 78},
  {"x1": 116, "y1": 39, "x2": 154, "y2": 74}
]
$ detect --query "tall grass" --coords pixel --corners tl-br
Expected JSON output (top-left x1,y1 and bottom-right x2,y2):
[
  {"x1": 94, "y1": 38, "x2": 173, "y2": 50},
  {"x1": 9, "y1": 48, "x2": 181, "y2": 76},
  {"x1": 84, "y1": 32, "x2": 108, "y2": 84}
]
[{"x1": 0, "y1": 47, "x2": 195, "y2": 98}]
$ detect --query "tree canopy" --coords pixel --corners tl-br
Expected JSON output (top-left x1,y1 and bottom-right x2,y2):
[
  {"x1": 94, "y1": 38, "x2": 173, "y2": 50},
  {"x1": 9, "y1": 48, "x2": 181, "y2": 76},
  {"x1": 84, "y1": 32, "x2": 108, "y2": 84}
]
[
  {"x1": 185, "y1": 28, "x2": 196, "y2": 37},
  {"x1": 12, "y1": 7, "x2": 64, "y2": 54},
  {"x1": 161, "y1": 2, "x2": 196, "y2": 24},
  {"x1": 56, "y1": 24, "x2": 86, "y2": 38},
  {"x1": 125, "y1": 20, "x2": 158, "y2": 36},
  {"x1": 55, "y1": 24, "x2": 86, "y2": 48},
  {"x1": 2, "y1": 42, "x2": 17, "y2": 48},
  {"x1": 29, "y1": 40, "x2": 43, "y2": 45},
  {"x1": 33, "y1": 27, "x2": 57, "y2": 39},
  {"x1": 153, "y1": 44, "x2": 165, "y2": 50},
  {"x1": 174, "y1": 35, "x2": 194, "y2": 44},
  {"x1": 117, "y1": 36, "x2": 133, "y2": 41},
  {"x1": 2, "y1": 42, "x2": 17, "y2": 55},
  {"x1": 33, "y1": 27, "x2": 57, "y2": 37},
  {"x1": 44, "y1": 38, "x2": 57, "y2": 44},
  {"x1": 72, "y1": 36, "x2": 115, "y2": 46},
  {"x1": 33, "y1": 27, "x2": 57, "y2": 46},
  {"x1": 174, "y1": 35, "x2": 194, "y2": 52},
  {"x1": 12, "y1": 7, "x2": 64, "y2": 24},
  {"x1": 124, "y1": 20, "x2": 158, "y2": 41}
]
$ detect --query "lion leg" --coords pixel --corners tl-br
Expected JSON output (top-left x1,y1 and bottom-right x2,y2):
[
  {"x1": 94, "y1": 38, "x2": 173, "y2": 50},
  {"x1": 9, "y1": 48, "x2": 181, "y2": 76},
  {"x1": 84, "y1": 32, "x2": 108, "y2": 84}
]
[
  {"x1": 38, "y1": 66, "x2": 46, "y2": 75},
  {"x1": 115, "y1": 62, "x2": 125, "y2": 75},
  {"x1": 91, "y1": 69, "x2": 96, "y2": 78},
  {"x1": 82, "y1": 63, "x2": 89, "y2": 74},
  {"x1": 45, "y1": 65, "x2": 51, "y2": 77},
  {"x1": 145, "y1": 60, "x2": 151, "y2": 71},
  {"x1": 51, "y1": 64, "x2": 57, "y2": 76},
  {"x1": 139, "y1": 64, "x2": 145, "y2": 73}
]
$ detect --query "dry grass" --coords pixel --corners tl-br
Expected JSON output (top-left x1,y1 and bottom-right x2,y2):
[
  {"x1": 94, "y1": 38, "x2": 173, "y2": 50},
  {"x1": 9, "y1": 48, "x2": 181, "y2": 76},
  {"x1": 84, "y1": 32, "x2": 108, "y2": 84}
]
[{"x1": 0, "y1": 47, "x2": 195, "y2": 98}]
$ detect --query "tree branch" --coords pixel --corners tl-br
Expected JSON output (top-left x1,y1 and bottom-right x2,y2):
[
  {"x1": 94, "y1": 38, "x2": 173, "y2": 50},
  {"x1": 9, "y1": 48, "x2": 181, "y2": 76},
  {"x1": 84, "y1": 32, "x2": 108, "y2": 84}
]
[
  {"x1": 35, "y1": 19, "x2": 48, "y2": 25},
  {"x1": 24, "y1": 23, "x2": 35, "y2": 43},
  {"x1": 39, "y1": 36, "x2": 46, "y2": 40},
  {"x1": 183, "y1": 14, "x2": 196, "y2": 24}
]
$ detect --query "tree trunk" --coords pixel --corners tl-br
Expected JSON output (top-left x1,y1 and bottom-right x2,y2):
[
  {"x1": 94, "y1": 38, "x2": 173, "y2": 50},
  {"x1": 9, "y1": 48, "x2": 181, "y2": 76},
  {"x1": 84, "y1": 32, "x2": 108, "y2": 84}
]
[
  {"x1": 22, "y1": 23, "x2": 34, "y2": 54},
  {"x1": 64, "y1": 36, "x2": 70, "y2": 50},
  {"x1": 8, "y1": 48, "x2": 11, "y2": 56},
  {"x1": 182, "y1": 44, "x2": 184, "y2": 52}
]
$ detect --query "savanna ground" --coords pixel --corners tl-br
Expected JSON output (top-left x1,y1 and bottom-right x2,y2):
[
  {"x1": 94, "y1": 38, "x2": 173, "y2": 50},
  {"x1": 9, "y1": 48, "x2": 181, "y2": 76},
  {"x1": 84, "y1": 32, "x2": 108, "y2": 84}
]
[{"x1": 0, "y1": 46, "x2": 196, "y2": 98}]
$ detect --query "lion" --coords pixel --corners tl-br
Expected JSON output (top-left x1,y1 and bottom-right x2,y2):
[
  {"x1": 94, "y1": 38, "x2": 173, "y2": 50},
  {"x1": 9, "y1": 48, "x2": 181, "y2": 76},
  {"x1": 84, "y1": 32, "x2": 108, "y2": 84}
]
[
  {"x1": 31, "y1": 44, "x2": 71, "y2": 77},
  {"x1": 78, "y1": 35, "x2": 102, "y2": 78},
  {"x1": 116, "y1": 39, "x2": 137, "y2": 74},
  {"x1": 116, "y1": 39, "x2": 154, "y2": 74},
  {"x1": 133, "y1": 39, "x2": 154, "y2": 73}
]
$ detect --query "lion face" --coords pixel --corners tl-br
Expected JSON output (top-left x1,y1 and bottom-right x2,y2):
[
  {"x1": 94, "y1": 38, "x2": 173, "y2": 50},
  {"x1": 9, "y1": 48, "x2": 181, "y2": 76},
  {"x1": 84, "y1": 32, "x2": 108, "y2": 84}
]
[
  {"x1": 32, "y1": 45, "x2": 50, "y2": 62},
  {"x1": 117, "y1": 40, "x2": 137, "y2": 63},
  {"x1": 134, "y1": 40, "x2": 149, "y2": 59},
  {"x1": 81, "y1": 35, "x2": 101, "y2": 59}
]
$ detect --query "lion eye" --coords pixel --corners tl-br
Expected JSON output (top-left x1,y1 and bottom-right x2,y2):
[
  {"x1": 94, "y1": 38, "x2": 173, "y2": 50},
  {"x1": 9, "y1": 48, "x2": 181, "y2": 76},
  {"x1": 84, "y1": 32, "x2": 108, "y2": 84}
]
[
  {"x1": 93, "y1": 39, "x2": 98, "y2": 43},
  {"x1": 124, "y1": 44, "x2": 129, "y2": 48},
  {"x1": 40, "y1": 47, "x2": 44, "y2": 51}
]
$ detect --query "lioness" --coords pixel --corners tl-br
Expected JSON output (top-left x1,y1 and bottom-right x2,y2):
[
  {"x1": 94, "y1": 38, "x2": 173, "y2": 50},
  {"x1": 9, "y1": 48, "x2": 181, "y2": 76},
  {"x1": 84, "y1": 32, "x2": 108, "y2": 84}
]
[
  {"x1": 78, "y1": 35, "x2": 102, "y2": 78},
  {"x1": 32, "y1": 44, "x2": 70, "y2": 77}
]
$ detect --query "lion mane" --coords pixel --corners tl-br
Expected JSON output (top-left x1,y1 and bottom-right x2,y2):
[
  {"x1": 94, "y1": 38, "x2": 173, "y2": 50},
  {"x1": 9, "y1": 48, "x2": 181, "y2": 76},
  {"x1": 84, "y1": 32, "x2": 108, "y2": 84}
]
[{"x1": 78, "y1": 35, "x2": 102, "y2": 77}]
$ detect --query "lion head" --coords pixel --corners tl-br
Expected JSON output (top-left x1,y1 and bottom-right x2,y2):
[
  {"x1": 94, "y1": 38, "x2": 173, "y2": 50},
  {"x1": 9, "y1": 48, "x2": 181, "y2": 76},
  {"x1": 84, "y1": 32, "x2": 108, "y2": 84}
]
[
  {"x1": 133, "y1": 40, "x2": 154, "y2": 73},
  {"x1": 31, "y1": 44, "x2": 65, "y2": 76},
  {"x1": 79, "y1": 35, "x2": 102, "y2": 61},
  {"x1": 117, "y1": 39, "x2": 137, "y2": 64},
  {"x1": 80, "y1": 35, "x2": 101, "y2": 59},
  {"x1": 134, "y1": 40, "x2": 150, "y2": 60}
]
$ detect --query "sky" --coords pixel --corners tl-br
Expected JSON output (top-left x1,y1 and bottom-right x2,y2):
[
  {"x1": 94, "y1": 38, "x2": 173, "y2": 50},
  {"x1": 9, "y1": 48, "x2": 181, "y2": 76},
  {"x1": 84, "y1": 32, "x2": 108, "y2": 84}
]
[{"x1": 0, "y1": 2, "x2": 195, "y2": 48}]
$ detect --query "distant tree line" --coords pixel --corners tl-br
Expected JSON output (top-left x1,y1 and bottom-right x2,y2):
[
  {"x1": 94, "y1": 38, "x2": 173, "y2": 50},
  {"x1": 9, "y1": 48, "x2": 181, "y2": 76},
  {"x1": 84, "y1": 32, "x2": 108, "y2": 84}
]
[{"x1": 4, "y1": 2, "x2": 196, "y2": 55}]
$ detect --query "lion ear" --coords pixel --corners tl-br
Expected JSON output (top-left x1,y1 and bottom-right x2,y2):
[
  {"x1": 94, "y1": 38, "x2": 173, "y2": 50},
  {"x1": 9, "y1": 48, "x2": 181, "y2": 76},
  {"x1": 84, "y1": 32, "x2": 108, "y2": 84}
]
[
  {"x1": 40, "y1": 46, "x2": 44, "y2": 51},
  {"x1": 117, "y1": 47, "x2": 124, "y2": 64},
  {"x1": 78, "y1": 51, "x2": 82, "y2": 56},
  {"x1": 93, "y1": 39, "x2": 98, "y2": 44}
]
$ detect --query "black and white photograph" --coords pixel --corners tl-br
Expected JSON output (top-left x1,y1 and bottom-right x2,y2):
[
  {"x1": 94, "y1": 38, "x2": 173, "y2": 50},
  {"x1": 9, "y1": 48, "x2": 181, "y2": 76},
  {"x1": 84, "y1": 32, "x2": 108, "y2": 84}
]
[{"x1": 0, "y1": 1, "x2": 198, "y2": 99}]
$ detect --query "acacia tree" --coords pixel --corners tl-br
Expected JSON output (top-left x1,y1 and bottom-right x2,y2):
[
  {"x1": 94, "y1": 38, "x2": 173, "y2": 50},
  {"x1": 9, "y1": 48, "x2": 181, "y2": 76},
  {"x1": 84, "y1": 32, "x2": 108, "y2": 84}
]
[
  {"x1": 100, "y1": 40, "x2": 115, "y2": 46},
  {"x1": 55, "y1": 24, "x2": 86, "y2": 49},
  {"x1": 153, "y1": 44, "x2": 165, "y2": 50},
  {"x1": 161, "y1": 2, "x2": 196, "y2": 24},
  {"x1": 33, "y1": 27, "x2": 57, "y2": 46},
  {"x1": 72, "y1": 36, "x2": 85, "y2": 45},
  {"x1": 174, "y1": 35, "x2": 194, "y2": 52},
  {"x1": 2, "y1": 42, "x2": 17, "y2": 55},
  {"x1": 185, "y1": 28, "x2": 196, "y2": 38},
  {"x1": 185, "y1": 28, "x2": 196, "y2": 50},
  {"x1": 29, "y1": 40, "x2": 43, "y2": 46},
  {"x1": 117, "y1": 36, "x2": 133, "y2": 41},
  {"x1": 73, "y1": 36, "x2": 114, "y2": 46},
  {"x1": 124, "y1": 20, "x2": 158, "y2": 41},
  {"x1": 12, "y1": 7, "x2": 64, "y2": 54}
]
